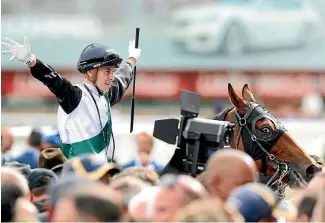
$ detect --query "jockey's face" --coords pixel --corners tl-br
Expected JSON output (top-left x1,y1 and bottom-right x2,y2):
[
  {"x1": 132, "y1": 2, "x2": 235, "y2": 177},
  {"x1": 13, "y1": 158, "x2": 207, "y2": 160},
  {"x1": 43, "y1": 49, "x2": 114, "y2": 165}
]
[
  {"x1": 95, "y1": 66, "x2": 116, "y2": 92},
  {"x1": 86, "y1": 66, "x2": 116, "y2": 92}
]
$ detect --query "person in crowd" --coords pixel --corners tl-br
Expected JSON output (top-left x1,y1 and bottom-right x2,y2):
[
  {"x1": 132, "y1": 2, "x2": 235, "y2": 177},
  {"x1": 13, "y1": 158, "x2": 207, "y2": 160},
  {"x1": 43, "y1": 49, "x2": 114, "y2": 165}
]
[
  {"x1": 51, "y1": 193, "x2": 121, "y2": 222},
  {"x1": 227, "y1": 182, "x2": 298, "y2": 222},
  {"x1": 174, "y1": 198, "x2": 236, "y2": 222},
  {"x1": 1, "y1": 167, "x2": 31, "y2": 200},
  {"x1": 50, "y1": 180, "x2": 122, "y2": 222},
  {"x1": 27, "y1": 168, "x2": 58, "y2": 213},
  {"x1": 3, "y1": 161, "x2": 32, "y2": 179},
  {"x1": 110, "y1": 176, "x2": 151, "y2": 221},
  {"x1": 205, "y1": 149, "x2": 258, "y2": 200},
  {"x1": 1, "y1": 127, "x2": 14, "y2": 163},
  {"x1": 123, "y1": 132, "x2": 164, "y2": 171},
  {"x1": 113, "y1": 166, "x2": 160, "y2": 186},
  {"x1": 128, "y1": 186, "x2": 161, "y2": 221},
  {"x1": 9, "y1": 130, "x2": 42, "y2": 169},
  {"x1": 2, "y1": 185, "x2": 39, "y2": 222},
  {"x1": 61, "y1": 154, "x2": 121, "y2": 184},
  {"x1": 151, "y1": 174, "x2": 208, "y2": 222},
  {"x1": 38, "y1": 148, "x2": 67, "y2": 174}
]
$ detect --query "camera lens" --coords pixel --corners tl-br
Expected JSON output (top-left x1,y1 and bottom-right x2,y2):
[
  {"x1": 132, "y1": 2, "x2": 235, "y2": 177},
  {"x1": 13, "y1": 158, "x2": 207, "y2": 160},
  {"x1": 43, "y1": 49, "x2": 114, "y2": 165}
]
[{"x1": 224, "y1": 129, "x2": 233, "y2": 146}]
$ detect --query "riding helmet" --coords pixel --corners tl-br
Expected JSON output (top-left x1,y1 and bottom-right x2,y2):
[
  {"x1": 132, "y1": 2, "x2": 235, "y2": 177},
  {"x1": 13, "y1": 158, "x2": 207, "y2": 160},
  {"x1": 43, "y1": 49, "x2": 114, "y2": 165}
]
[{"x1": 77, "y1": 43, "x2": 123, "y2": 74}]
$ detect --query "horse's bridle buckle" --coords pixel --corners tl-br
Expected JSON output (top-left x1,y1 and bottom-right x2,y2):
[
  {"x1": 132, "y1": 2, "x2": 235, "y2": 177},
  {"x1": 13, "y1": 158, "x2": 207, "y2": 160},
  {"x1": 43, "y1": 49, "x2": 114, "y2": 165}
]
[{"x1": 239, "y1": 118, "x2": 246, "y2": 126}]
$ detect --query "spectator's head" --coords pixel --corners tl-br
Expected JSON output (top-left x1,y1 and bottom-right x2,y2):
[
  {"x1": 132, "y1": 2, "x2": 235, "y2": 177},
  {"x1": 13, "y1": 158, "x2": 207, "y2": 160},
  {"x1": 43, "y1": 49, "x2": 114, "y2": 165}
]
[
  {"x1": 49, "y1": 180, "x2": 122, "y2": 222},
  {"x1": 136, "y1": 132, "x2": 154, "y2": 154},
  {"x1": 61, "y1": 154, "x2": 121, "y2": 184},
  {"x1": 1, "y1": 167, "x2": 30, "y2": 200},
  {"x1": 2, "y1": 185, "x2": 38, "y2": 222},
  {"x1": 47, "y1": 175, "x2": 96, "y2": 209},
  {"x1": 27, "y1": 168, "x2": 57, "y2": 203},
  {"x1": 206, "y1": 149, "x2": 258, "y2": 200},
  {"x1": 39, "y1": 148, "x2": 67, "y2": 171},
  {"x1": 1, "y1": 127, "x2": 14, "y2": 153},
  {"x1": 114, "y1": 166, "x2": 159, "y2": 186},
  {"x1": 128, "y1": 186, "x2": 160, "y2": 221},
  {"x1": 110, "y1": 175, "x2": 150, "y2": 205},
  {"x1": 51, "y1": 193, "x2": 121, "y2": 222},
  {"x1": 3, "y1": 161, "x2": 32, "y2": 178},
  {"x1": 227, "y1": 182, "x2": 297, "y2": 222},
  {"x1": 26, "y1": 130, "x2": 42, "y2": 151},
  {"x1": 110, "y1": 176, "x2": 150, "y2": 221},
  {"x1": 174, "y1": 198, "x2": 234, "y2": 222},
  {"x1": 152, "y1": 174, "x2": 208, "y2": 222},
  {"x1": 136, "y1": 132, "x2": 154, "y2": 165}
]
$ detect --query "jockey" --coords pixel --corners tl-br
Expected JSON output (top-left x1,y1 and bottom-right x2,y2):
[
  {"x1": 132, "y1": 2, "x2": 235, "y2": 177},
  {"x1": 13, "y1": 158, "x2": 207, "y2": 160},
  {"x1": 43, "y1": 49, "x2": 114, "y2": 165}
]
[{"x1": 1, "y1": 37, "x2": 141, "y2": 161}]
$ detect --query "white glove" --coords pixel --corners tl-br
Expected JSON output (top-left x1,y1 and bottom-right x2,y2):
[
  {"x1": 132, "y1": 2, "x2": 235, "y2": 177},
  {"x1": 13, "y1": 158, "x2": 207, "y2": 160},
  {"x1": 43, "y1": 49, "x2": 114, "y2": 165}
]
[
  {"x1": 1, "y1": 36, "x2": 35, "y2": 65},
  {"x1": 128, "y1": 39, "x2": 141, "y2": 63}
]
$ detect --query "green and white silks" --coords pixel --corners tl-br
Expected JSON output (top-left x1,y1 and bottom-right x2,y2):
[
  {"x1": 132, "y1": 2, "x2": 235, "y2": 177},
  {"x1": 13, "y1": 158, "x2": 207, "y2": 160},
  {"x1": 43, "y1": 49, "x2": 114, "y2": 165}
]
[{"x1": 59, "y1": 83, "x2": 112, "y2": 159}]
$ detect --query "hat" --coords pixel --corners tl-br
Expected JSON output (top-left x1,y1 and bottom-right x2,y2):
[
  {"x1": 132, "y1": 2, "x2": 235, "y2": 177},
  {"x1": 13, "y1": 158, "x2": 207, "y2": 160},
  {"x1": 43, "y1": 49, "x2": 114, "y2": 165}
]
[
  {"x1": 27, "y1": 168, "x2": 58, "y2": 190},
  {"x1": 227, "y1": 183, "x2": 297, "y2": 222},
  {"x1": 4, "y1": 162, "x2": 31, "y2": 178},
  {"x1": 42, "y1": 133, "x2": 61, "y2": 147},
  {"x1": 39, "y1": 148, "x2": 67, "y2": 170},
  {"x1": 61, "y1": 154, "x2": 121, "y2": 181}
]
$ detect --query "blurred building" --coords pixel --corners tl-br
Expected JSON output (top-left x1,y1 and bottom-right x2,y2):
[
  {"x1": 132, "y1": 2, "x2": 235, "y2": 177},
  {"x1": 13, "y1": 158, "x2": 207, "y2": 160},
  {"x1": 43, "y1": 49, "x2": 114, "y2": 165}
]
[{"x1": 1, "y1": 0, "x2": 325, "y2": 118}]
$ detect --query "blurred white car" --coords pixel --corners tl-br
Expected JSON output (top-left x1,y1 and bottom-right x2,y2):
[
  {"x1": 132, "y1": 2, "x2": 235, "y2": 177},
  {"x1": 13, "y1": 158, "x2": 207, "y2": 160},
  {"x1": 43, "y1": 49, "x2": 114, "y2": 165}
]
[{"x1": 169, "y1": 0, "x2": 322, "y2": 56}]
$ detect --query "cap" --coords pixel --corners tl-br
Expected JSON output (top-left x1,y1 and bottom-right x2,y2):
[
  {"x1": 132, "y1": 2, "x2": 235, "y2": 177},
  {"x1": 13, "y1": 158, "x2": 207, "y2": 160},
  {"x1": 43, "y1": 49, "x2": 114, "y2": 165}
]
[
  {"x1": 39, "y1": 148, "x2": 67, "y2": 170},
  {"x1": 42, "y1": 134, "x2": 62, "y2": 147},
  {"x1": 27, "y1": 168, "x2": 58, "y2": 190},
  {"x1": 61, "y1": 154, "x2": 121, "y2": 180},
  {"x1": 227, "y1": 183, "x2": 297, "y2": 222},
  {"x1": 4, "y1": 162, "x2": 31, "y2": 178}
]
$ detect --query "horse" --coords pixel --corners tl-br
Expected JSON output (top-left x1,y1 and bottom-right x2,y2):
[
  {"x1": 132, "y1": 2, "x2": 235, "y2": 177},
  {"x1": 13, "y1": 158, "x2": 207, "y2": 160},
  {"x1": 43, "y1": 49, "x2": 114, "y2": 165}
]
[{"x1": 213, "y1": 83, "x2": 322, "y2": 196}]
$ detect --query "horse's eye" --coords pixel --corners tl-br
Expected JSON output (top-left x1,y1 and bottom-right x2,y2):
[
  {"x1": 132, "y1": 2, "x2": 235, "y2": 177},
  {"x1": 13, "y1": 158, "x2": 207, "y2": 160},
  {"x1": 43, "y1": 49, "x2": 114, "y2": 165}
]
[{"x1": 261, "y1": 127, "x2": 270, "y2": 133}]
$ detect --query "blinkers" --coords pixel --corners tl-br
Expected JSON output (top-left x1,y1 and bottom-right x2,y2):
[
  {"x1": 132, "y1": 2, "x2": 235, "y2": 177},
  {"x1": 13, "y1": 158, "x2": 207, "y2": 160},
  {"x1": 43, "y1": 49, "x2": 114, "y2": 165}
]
[{"x1": 235, "y1": 102, "x2": 287, "y2": 160}]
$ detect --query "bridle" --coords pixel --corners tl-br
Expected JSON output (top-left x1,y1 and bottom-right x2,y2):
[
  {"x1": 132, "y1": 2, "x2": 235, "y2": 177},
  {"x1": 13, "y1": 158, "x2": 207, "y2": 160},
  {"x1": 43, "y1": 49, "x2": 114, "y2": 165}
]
[{"x1": 215, "y1": 102, "x2": 291, "y2": 199}]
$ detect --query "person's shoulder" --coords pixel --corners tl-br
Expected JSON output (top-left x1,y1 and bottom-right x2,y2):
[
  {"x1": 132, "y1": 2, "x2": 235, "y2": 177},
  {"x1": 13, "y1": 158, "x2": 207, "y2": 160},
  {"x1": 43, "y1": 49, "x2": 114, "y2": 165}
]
[
  {"x1": 152, "y1": 160, "x2": 164, "y2": 170},
  {"x1": 122, "y1": 160, "x2": 137, "y2": 168}
]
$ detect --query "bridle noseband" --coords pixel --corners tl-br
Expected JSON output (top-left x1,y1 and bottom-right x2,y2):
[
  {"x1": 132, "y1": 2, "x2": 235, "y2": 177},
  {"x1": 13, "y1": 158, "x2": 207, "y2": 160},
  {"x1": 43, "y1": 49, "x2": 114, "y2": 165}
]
[{"x1": 215, "y1": 102, "x2": 291, "y2": 199}]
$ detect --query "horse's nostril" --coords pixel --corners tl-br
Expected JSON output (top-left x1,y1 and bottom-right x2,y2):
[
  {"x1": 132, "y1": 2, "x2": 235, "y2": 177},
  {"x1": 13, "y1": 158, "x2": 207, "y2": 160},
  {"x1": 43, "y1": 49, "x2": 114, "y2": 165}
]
[{"x1": 306, "y1": 164, "x2": 322, "y2": 178}]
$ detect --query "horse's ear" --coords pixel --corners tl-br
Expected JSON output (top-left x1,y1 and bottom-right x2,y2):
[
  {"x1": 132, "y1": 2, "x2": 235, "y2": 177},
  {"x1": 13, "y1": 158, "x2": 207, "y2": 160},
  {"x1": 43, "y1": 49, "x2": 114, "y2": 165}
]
[
  {"x1": 228, "y1": 83, "x2": 245, "y2": 110},
  {"x1": 242, "y1": 84, "x2": 256, "y2": 102}
]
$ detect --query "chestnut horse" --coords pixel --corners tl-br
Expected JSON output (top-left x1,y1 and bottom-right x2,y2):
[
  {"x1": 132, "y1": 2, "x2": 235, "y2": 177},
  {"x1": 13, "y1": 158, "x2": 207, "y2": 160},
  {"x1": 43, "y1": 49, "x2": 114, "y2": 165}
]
[{"x1": 213, "y1": 83, "x2": 321, "y2": 193}]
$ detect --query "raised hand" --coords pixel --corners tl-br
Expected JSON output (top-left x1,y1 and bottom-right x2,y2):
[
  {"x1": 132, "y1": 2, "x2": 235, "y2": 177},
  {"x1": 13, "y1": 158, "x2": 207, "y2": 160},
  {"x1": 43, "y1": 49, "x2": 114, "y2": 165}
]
[{"x1": 1, "y1": 36, "x2": 35, "y2": 64}]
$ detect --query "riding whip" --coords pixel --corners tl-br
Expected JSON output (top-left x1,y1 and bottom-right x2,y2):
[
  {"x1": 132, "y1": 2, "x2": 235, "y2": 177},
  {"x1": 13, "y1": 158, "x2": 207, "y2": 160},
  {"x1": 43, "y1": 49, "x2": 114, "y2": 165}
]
[{"x1": 130, "y1": 27, "x2": 140, "y2": 133}]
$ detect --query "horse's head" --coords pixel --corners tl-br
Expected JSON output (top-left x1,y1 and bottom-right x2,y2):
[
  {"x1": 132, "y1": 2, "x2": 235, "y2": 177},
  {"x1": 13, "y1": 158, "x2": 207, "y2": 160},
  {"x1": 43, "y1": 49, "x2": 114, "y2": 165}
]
[{"x1": 225, "y1": 83, "x2": 322, "y2": 188}]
